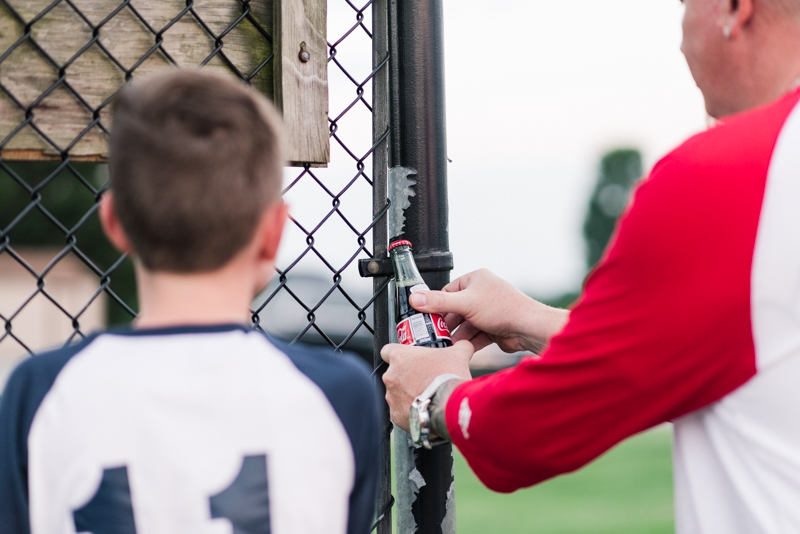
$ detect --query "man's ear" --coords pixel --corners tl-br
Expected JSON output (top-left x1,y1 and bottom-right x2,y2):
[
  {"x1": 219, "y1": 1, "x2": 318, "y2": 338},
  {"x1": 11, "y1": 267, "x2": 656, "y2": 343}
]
[
  {"x1": 255, "y1": 200, "x2": 290, "y2": 263},
  {"x1": 99, "y1": 193, "x2": 134, "y2": 255},
  {"x1": 724, "y1": 0, "x2": 754, "y2": 39}
]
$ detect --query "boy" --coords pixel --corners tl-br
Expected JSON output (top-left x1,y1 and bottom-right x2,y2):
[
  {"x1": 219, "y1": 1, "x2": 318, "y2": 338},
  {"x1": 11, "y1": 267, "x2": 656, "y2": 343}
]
[{"x1": 0, "y1": 70, "x2": 378, "y2": 534}]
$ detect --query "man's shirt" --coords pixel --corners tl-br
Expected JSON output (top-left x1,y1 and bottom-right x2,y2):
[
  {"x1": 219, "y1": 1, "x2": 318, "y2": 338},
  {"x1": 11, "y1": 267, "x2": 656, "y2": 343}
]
[
  {"x1": 446, "y1": 88, "x2": 800, "y2": 533},
  {"x1": 0, "y1": 324, "x2": 379, "y2": 534}
]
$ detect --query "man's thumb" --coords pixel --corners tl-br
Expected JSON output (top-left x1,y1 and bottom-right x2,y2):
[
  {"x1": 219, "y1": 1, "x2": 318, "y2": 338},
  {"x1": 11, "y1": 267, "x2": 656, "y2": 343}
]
[{"x1": 409, "y1": 290, "x2": 460, "y2": 314}]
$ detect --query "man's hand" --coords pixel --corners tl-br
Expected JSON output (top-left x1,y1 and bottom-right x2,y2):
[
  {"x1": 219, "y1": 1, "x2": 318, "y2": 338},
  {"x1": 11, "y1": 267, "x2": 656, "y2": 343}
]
[
  {"x1": 407, "y1": 269, "x2": 570, "y2": 354},
  {"x1": 381, "y1": 340, "x2": 473, "y2": 432}
]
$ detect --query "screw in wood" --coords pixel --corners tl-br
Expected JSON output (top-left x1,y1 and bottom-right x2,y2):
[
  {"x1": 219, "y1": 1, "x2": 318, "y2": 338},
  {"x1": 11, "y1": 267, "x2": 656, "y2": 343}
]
[{"x1": 299, "y1": 42, "x2": 310, "y2": 63}]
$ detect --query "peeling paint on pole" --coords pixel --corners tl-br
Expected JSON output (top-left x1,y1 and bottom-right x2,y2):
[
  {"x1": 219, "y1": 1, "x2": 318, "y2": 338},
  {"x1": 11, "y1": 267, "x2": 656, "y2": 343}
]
[
  {"x1": 387, "y1": 162, "x2": 456, "y2": 533},
  {"x1": 388, "y1": 166, "x2": 417, "y2": 239},
  {"x1": 395, "y1": 429, "x2": 424, "y2": 534},
  {"x1": 441, "y1": 450, "x2": 456, "y2": 532}
]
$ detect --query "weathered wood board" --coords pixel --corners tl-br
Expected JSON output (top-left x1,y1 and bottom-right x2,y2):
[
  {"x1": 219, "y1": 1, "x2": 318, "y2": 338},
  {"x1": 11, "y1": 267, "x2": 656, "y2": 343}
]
[
  {"x1": 274, "y1": 0, "x2": 328, "y2": 166},
  {"x1": 0, "y1": 0, "x2": 328, "y2": 165}
]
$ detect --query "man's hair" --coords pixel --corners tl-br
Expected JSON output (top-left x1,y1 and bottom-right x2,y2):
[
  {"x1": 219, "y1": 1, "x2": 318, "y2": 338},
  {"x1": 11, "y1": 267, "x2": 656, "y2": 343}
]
[{"x1": 109, "y1": 69, "x2": 284, "y2": 273}]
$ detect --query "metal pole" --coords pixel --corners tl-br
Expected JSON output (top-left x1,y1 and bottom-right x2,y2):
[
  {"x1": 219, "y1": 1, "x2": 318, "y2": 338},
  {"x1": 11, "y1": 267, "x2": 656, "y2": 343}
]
[
  {"x1": 372, "y1": 0, "x2": 393, "y2": 532},
  {"x1": 389, "y1": 0, "x2": 455, "y2": 532}
]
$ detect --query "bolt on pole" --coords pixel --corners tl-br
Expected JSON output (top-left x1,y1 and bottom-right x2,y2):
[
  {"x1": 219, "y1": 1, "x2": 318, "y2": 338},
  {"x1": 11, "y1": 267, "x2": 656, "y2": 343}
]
[{"x1": 388, "y1": 0, "x2": 455, "y2": 532}]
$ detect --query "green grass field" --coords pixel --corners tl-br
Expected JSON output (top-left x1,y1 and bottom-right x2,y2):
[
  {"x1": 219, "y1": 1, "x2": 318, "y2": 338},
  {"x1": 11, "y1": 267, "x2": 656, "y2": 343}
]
[{"x1": 453, "y1": 426, "x2": 674, "y2": 534}]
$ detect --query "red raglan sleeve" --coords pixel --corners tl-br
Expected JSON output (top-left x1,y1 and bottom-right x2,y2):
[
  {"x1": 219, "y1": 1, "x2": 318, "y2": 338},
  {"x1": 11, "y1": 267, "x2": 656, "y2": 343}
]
[{"x1": 444, "y1": 121, "x2": 779, "y2": 491}]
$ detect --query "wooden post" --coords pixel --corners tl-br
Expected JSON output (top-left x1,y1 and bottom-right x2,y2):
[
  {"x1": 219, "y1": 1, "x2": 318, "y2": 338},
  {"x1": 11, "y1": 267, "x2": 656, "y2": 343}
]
[
  {"x1": 273, "y1": 0, "x2": 328, "y2": 166},
  {"x1": 0, "y1": 0, "x2": 328, "y2": 166}
]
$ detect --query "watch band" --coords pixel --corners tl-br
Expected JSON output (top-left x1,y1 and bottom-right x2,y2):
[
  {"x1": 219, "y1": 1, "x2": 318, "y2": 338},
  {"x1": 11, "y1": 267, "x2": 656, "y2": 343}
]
[
  {"x1": 410, "y1": 373, "x2": 461, "y2": 449},
  {"x1": 420, "y1": 373, "x2": 461, "y2": 401}
]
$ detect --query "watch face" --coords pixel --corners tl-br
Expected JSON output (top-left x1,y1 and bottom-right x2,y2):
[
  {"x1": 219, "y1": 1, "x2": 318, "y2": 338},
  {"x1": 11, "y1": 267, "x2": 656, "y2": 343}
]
[{"x1": 409, "y1": 403, "x2": 422, "y2": 443}]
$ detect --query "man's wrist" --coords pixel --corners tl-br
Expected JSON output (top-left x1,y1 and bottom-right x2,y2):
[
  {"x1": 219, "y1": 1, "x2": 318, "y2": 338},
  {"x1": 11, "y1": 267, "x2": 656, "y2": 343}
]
[
  {"x1": 429, "y1": 378, "x2": 466, "y2": 442},
  {"x1": 517, "y1": 299, "x2": 570, "y2": 354}
]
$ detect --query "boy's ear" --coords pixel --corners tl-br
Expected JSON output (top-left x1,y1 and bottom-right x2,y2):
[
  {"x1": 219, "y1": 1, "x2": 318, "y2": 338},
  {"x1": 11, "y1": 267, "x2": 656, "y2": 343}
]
[
  {"x1": 99, "y1": 193, "x2": 134, "y2": 255},
  {"x1": 256, "y1": 201, "x2": 290, "y2": 263}
]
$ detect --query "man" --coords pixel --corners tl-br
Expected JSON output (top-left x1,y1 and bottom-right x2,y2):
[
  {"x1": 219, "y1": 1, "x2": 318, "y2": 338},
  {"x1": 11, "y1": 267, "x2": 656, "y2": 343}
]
[
  {"x1": 0, "y1": 70, "x2": 378, "y2": 534},
  {"x1": 382, "y1": 0, "x2": 800, "y2": 531}
]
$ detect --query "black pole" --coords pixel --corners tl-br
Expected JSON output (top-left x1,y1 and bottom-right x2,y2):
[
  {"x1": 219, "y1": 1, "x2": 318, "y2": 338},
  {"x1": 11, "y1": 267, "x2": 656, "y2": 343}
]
[
  {"x1": 390, "y1": 0, "x2": 453, "y2": 532},
  {"x1": 372, "y1": 0, "x2": 393, "y2": 533},
  {"x1": 392, "y1": 0, "x2": 449, "y2": 251}
]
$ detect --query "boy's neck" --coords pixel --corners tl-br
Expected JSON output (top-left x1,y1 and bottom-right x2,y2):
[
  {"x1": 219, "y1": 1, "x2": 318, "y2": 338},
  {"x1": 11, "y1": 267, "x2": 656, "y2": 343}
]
[{"x1": 134, "y1": 264, "x2": 256, "y2": 329}]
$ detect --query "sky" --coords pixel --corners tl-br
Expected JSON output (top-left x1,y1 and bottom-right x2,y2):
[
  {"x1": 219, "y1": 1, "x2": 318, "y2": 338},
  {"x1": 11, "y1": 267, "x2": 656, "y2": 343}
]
[
  {"x1": 443, "y1": 0, "x2": 707, "y2": 297},
  {"x1": 276, "y1": 0, "x2": 708, "y2": 304}
]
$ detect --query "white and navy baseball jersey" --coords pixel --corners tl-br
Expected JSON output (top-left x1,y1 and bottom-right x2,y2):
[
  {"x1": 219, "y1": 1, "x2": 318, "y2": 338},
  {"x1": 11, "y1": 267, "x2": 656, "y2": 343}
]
[
  {"x1": 447, "y1": 88, "x2": 800, "y2": 532},
  {"x1": 0, "y1": 324, "x2": 378, "y2": 534}
]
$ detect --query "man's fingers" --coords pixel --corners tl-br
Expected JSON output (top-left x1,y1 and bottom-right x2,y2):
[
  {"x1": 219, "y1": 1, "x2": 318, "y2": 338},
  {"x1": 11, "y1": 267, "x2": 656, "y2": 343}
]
[
  {"x1": 451, "y1": 339, "x2": 476, "y2": 376},
  {"x1": 380, "y1": 344, "x2": 394, "y2": 364},
  {"x1": 468, "y1": 332, "x2": 493, "y2": 354},
  {"x1": 442, "y1": 271, "x2": 476, "y2": 293},
  {"x1": 384, "y1": 389, "x2": 408, "y2": 432},
  {"x1": 441, "y1": 276, "x2": 466, "y2": 294},
  {"x1": 451, "y1": 321, "x2": 492, "y2": 355},
  {"x1": 409, "y1": 288, "x2": 467, "y2": 316},
  {"x1": 444, "y1": 312, "x2": 465, "y2": 332},
  {"x1": 452, "y1": 320, "x2": 481, "y2": 343}
]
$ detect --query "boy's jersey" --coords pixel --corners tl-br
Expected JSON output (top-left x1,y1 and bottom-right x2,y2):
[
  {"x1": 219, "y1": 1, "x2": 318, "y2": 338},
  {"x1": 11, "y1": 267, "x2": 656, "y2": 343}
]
[
  {"x1": 446, "y1": 88, "x2": 800, "y2": 533},
  {"x1": 0, "y1": 324, "x2": 379, "y2": 534}
]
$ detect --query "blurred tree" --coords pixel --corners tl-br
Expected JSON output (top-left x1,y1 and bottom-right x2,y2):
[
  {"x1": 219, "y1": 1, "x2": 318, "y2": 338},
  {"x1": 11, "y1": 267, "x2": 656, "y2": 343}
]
[
  {"x1": 533, "y1": 149, "x2": 643, "y2": 311},
  {"x1": 0, "y1": 162, "x2": 137, "y2": 326},
  {"x1": 541, "y1": 291, "x2": 581, "y2": 310},
  {"x1": 583, "y1": 149, "x2": 643, "y2": 270}
]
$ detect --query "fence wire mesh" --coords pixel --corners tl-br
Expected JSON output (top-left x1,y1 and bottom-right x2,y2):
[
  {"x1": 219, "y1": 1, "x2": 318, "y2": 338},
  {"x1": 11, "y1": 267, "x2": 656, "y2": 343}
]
[
  {"x1": 0, "y1": 0, "x2": 385, "y2": 355},
  {"x1": 1, "y1": 0, "x2": 390, "y2": 495},
  {"x1": 0, "y1": 0, "x2": 277, "y2": 369},
  {"x1": 0, "y1": 0, "x2": 392, "y2": 526}
]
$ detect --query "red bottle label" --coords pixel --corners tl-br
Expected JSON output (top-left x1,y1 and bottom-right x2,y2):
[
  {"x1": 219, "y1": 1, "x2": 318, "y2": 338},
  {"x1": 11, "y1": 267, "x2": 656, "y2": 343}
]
[
  {"x1": 396, "y1": 317, "x2": 413, "y2": 345},
  {"x1": 431, "y1": 313, "x2": 452, "y2": 341},
  {"x1": 396, "y1": 313, "x2": 451, "y2": 346}
]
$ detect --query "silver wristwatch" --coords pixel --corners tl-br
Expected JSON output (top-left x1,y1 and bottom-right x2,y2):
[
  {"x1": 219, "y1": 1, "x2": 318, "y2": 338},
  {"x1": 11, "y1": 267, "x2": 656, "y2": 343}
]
[{"x1": 409, "y1": 373, "x2": 461, "y2": 449}]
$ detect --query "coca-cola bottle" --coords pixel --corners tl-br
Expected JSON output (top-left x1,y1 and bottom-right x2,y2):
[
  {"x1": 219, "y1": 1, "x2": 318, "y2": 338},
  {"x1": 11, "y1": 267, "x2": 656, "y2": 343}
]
[{"x1": 389, "y1": 240, "x2": 452, "y2": 348}]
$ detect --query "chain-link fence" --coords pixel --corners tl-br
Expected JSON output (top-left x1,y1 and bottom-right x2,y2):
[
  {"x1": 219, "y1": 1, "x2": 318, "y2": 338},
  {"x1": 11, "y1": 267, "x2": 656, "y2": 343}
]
[
  {"x1": 0, "y1": 0, "x2": 393, "y2": 525},
  {"x1": 0, "y1": 0, "x2": 385, "y2": 371}
]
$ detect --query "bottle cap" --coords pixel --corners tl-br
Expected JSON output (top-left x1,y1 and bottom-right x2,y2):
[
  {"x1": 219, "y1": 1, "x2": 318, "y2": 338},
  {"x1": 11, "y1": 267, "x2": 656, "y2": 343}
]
[{"x1": 388, "y1": 240, "x2": 413, "y2": 252}]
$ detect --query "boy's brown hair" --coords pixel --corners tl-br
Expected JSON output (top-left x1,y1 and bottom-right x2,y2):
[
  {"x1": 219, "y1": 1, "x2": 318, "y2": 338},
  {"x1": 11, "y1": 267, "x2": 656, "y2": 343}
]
[{"x1": 109, "y1": 69, "x2": 284, "y2": 273}]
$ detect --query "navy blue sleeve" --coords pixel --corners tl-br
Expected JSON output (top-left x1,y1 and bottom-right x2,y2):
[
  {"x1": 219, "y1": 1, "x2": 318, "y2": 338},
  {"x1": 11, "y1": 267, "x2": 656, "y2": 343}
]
[
  {"x1": 269, "y1": 338, "x2": 380, "y2": 534},
  {"x1": 0, "y1": 339, "x2": 93, "y2": 534}
]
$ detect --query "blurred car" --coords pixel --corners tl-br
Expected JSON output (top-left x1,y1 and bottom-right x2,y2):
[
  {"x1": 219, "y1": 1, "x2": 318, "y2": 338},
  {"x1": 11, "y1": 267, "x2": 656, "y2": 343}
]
[{"x1": 254, "y1": 273, "x2": 375, "y2": 366}]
